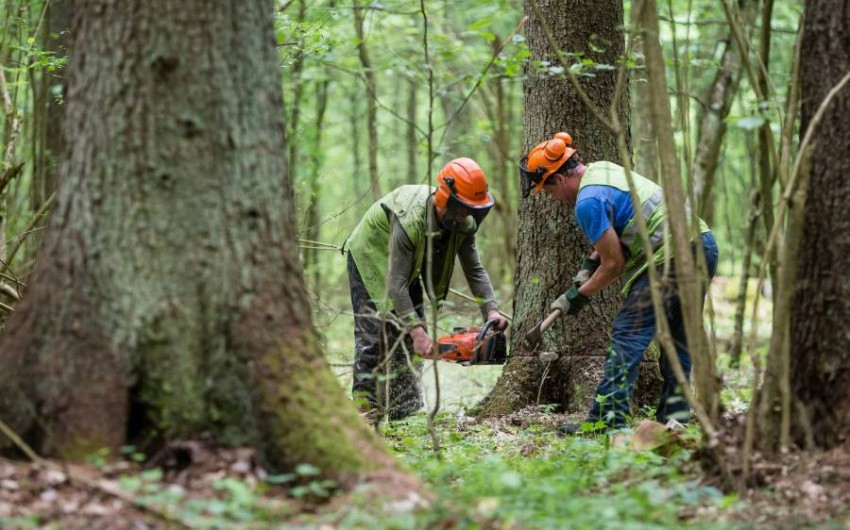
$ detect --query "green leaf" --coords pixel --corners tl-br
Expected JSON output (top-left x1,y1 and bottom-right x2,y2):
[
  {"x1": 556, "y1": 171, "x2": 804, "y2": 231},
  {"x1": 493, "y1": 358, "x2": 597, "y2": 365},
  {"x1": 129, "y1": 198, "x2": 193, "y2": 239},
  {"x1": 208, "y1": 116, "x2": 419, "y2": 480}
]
[
  {"x1": 296, "y1": 463, "x2": 321, "y2": 476},
  {"x1": 140, "y1": 468, "x2": 163, "y2": 482},
  {"x1": 265, "y1": 473, "x2": 296, "y2": 484},
  {"x1": 468, "y1": 18, "x2": 491, "y2": 31},
  {"x1": 119, "y1": 475, "x2": 142, "y2": 492}
]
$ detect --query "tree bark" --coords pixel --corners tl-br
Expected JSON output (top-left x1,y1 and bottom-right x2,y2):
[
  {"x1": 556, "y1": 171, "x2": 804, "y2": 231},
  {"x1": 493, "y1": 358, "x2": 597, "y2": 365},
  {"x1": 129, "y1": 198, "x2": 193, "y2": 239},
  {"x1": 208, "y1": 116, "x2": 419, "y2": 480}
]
[
  {"x1": 406, "y1": 76, "x2": 418, "y2": 184},
  {"x1": 0, "y1": 0, "x2": 412, "y2": 491},
  {"x1": 287, "y1": 0, "x2": 307, "y2": 200},
  {"x1": 24, "y1": 0, "x2": 70, "y2": 266},
  {"x1": 728, "y1": 163, "x2": 759, "y2": 367},
  {"x1": 789, "y1": 0, "x2": 850, "y2": 450},
  {"x1": 490, "y1": 71, "x2": 518, "y2": 282},
  {"x1": 629, "y1": 0, "x2": 658, "y2": 180},
  {"x1": 352, "y1": 0, "x2": 381, "y2": 201},
  {"x1": 303, "y1": 77, "x2": 330, "y2": 295},
  {"x1": 476, "y1": 46, "x2": 518, "y2": 284},
  {"x1": 756, "y1": 0, "x2": 780, "y2": 299},
  {"x1": 349, "y1": 83, "x2": 365, "y2": 197},
  {"x1": 478, "y1": 0, "x2": 661, "y2": 417},
  {"x1": 694, "y1": 0, "x2": 755, "y2": 225},
  {"x1": 32, "y1": 0, "x2": 71, "y2": 214}
]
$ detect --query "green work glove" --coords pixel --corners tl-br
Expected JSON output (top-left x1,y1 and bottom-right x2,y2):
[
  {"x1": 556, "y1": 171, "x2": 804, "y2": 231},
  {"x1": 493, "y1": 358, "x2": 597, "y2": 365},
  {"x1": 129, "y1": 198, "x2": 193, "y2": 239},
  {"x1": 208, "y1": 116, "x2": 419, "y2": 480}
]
[
  {"x1": 549, "y1": 285, "x2": 590, "y2": 316},
  {"x1": 572, "y1": 256, "x2": 601, "y2": 286}
]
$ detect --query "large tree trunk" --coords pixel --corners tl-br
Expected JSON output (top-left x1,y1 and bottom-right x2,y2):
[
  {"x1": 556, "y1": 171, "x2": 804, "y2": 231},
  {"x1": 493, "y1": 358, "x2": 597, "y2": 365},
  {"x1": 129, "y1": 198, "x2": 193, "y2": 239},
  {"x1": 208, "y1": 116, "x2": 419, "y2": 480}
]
[
  {"x1": 788, "y1": 0, "x2": 850, "y2": 450},
  {"x1": 478, "y1": 0, "x2": 661, "y2": 417},
  {"x1": 0, "y1": 0, "x2": 410, "y2": 491}
]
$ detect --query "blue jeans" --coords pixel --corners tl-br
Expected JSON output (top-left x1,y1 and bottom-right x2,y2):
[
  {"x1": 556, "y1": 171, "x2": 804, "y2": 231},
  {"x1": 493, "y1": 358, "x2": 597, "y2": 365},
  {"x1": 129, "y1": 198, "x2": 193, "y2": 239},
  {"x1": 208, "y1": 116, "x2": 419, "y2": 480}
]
[{"x1": 588, "y1": 232, "x2": 719, "y2": 428}]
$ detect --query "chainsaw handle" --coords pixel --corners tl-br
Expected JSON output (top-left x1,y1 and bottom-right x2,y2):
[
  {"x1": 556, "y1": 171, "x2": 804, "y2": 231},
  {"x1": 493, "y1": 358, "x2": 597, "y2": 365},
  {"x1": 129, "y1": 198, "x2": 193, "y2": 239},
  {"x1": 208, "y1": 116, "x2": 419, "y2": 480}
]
[{"x1": 476, "y1": 319, "x2": 497, "y2": 343}]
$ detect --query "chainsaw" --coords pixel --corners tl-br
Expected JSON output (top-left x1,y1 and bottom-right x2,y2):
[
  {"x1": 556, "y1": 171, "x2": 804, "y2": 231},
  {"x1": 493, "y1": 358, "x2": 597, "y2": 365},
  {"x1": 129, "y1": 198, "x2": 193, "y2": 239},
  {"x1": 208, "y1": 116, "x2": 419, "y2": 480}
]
[{"x1": 428, "y1": 319, "x2": 507, "y2": 366}]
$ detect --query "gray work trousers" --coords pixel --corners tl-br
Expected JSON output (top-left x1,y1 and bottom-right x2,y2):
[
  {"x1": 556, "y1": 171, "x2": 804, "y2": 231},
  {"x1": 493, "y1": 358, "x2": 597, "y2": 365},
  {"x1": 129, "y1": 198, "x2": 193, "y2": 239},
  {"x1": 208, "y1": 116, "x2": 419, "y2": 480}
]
[{"x1": 348, "y1": 253, "x2": 424, "y2": 420}]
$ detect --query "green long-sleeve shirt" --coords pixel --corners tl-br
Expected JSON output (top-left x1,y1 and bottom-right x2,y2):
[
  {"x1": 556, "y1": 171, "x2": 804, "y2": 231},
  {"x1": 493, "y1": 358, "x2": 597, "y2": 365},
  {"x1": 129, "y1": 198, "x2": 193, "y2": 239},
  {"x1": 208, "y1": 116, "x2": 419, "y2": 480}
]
[{"x1": 387, "y1": 211, "x2": 498, "y2": 325}]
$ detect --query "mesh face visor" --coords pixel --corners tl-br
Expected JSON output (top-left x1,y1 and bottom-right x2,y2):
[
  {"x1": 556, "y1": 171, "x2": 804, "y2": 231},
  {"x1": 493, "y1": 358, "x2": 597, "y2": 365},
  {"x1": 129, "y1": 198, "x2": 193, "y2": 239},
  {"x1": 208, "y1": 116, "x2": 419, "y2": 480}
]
[
  {"x1": 442, "y1": 192, "x2": 493, "y2": 236},
  {"x1": 518, "y1": 154, "x2": 579, "y2": 197},
  {"x1": 518, "y1": 156, "x2": 546, "y2": 197}
]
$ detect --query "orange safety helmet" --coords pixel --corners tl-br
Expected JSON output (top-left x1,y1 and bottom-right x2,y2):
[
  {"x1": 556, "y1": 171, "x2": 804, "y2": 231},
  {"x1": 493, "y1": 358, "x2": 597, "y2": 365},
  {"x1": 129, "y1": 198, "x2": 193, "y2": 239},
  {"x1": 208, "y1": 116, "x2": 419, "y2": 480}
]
[
  {"x1": 434, "y1": 158, "x2": 494, "y2": 234},
  {"x1": 520, "y1": 132, "x2": 577, "y2": 193},
  {"x1": 435, "y1": 157, "x2": 495, "y2": 209}
]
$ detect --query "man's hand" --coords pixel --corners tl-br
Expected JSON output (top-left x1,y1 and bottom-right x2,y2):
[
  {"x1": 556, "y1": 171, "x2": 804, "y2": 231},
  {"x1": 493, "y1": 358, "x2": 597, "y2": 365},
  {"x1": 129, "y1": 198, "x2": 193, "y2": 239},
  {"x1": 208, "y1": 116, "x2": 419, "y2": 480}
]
[
  {"x1": 486, "y1": 309, "x2": 508, "y2": 331},
  {"x1": 409, "y1": 325, "x2": 434, "y2": 356},
  {"x1": 549, "y1": 285, "x2": 590, "y2": 316},
  {"x1": 573, "y1": 256, "x2": 601, "y2": 285}
]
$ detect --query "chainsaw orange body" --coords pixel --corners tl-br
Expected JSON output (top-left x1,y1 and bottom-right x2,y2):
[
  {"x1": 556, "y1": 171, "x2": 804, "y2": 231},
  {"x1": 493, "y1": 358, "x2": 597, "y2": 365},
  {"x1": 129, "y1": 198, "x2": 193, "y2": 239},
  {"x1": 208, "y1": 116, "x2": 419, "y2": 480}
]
[{"x1": 431, "y1": 320, "x2": 507, "y2": 365}]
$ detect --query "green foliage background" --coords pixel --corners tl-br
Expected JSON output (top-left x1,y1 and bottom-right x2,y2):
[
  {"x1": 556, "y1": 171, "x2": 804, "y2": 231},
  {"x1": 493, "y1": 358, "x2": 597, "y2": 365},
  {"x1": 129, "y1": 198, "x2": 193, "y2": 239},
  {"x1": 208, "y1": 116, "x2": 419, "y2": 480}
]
[{"x1": 0, "y1": 0, "x2": 801, "y2": 409}]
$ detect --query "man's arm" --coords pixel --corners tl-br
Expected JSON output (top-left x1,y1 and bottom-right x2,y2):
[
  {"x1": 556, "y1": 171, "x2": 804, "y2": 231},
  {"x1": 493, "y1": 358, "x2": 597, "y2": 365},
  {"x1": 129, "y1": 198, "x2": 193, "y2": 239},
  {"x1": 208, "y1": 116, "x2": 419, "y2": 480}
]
[
  {"x1": 457, "y1": 235, "x2": 507, "y2": 329},
  {"x1": 387, "y1": 216, "x2": 434, "y2": 353},
  {"x1": 577, "y1": 227, "x2": 624, "y2": 297},
  {"x1": 386, "y1": 216, "x2": 422, "y2": 325}
]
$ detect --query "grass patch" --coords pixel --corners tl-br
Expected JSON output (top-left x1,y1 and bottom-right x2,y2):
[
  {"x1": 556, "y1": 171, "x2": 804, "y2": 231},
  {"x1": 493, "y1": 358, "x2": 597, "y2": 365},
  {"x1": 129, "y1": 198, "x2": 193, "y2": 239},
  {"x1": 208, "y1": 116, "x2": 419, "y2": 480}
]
[{"x1": 325, "y1": 414, "x2": 744, "y2": 529}]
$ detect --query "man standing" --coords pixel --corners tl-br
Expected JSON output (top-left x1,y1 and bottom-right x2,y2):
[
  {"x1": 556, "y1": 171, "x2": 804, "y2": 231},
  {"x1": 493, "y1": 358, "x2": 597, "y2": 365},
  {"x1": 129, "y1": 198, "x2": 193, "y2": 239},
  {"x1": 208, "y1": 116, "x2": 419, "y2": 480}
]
[
  {"x1": 345, "y1": 158, "x2": 508, "y2": 424},
  {"x1": 520, "y1": 132, "x2": 718, "y2": 434}
]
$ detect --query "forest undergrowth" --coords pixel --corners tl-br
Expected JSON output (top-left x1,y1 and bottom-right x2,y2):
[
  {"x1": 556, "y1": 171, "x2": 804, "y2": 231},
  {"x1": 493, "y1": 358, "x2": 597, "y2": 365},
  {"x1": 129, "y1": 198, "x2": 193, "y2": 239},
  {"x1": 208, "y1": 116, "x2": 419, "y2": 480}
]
[
  {"x1": 3, "y1": 407, "x2": 848, "y2": 529},
  {"x1": 2, "y1": 279, "x2": 848, "y2": 529}
]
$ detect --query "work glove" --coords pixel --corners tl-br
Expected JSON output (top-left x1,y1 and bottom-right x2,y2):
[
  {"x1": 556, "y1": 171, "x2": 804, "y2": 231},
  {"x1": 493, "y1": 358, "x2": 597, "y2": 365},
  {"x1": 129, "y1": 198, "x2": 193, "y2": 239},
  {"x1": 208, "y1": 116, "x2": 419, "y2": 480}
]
[
  {"x1": 486, "y1": 309, "x2": 509, "y2": 331},
  {"x1": 572, "y1": 256, "x2": 601, "y2": 286},
  {"x1": 550, "y1": 285, "x2": 590, "y2": 316}
]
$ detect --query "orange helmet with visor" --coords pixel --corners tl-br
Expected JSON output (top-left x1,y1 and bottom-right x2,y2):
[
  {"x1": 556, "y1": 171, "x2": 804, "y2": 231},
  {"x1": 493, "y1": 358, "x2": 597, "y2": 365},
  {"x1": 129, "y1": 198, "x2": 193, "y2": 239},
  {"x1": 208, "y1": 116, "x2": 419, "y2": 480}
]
[
  {"x1": 518, "y1": 132, "x2": 578, "y2": 194},
  {"x1": 435, "y1": 158, "x2": 494, "y2": 235}
]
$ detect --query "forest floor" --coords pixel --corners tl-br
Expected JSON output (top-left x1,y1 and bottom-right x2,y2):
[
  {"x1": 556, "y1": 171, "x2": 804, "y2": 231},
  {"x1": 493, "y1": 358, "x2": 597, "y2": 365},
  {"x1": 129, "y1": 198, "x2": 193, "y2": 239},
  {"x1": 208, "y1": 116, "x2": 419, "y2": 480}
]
[
  {"x1": 2, "y1": 409, "x2": 849, "y2": 529},
  {"x1": 3, "y1": 278, "x2": 848, "y2": 529}
]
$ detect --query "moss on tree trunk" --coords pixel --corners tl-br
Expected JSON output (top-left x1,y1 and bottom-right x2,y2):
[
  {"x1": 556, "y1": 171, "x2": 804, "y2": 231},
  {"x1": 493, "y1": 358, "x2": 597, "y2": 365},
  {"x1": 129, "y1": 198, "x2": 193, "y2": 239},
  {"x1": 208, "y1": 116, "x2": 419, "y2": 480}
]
[{"x1": 0, "y1": 0, "x2": 408, "y2": 490}]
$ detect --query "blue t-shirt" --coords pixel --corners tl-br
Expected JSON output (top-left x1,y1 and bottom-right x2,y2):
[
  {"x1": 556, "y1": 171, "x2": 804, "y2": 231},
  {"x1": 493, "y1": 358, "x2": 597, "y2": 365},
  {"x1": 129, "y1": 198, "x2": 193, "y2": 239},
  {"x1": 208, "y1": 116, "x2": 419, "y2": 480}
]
[{"x1": 574, "y1": 185, "x2": 634, "y2": 244}]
